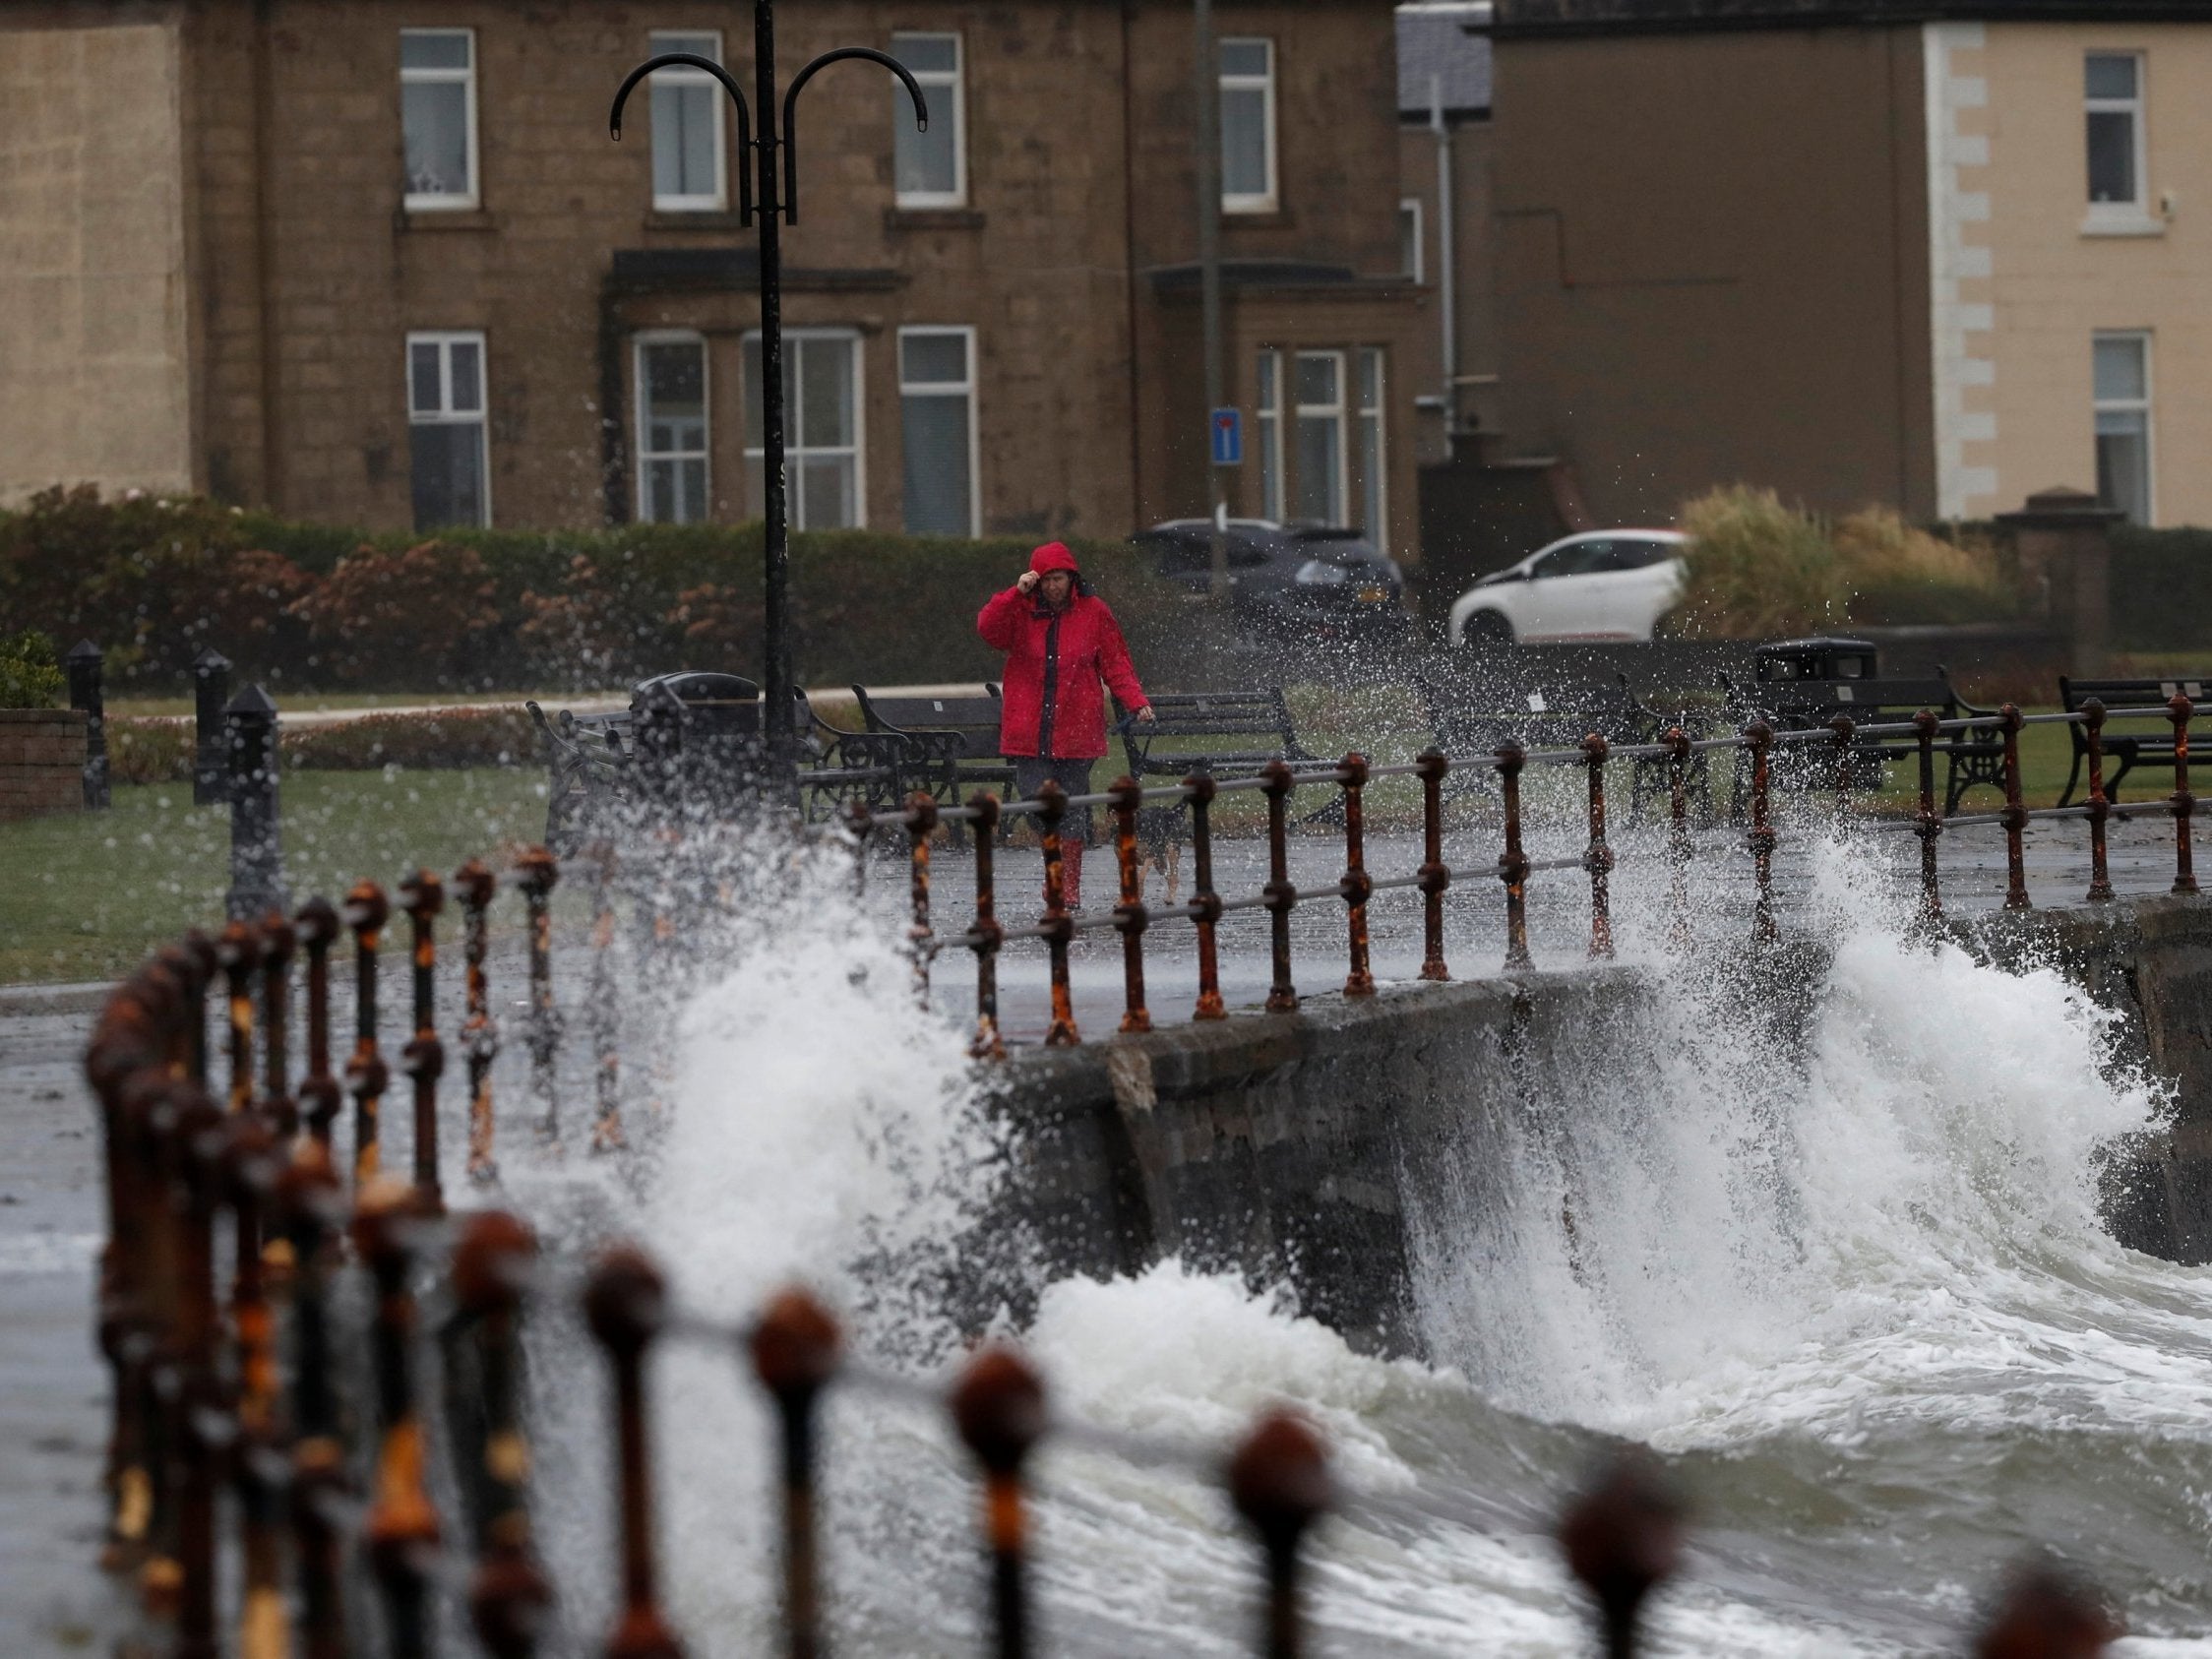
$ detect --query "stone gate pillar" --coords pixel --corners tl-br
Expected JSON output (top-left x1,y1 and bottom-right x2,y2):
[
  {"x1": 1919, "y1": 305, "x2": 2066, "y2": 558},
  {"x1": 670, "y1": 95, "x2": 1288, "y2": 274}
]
[{"x1": 1995, "y1": 485, "x2": 2122, "y2": 679}]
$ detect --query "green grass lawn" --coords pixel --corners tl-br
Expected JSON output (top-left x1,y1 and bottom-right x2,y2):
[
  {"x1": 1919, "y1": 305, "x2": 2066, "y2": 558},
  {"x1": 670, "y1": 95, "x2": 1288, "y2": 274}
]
[{"x1": 0, "y1": 768, "x2": 551, "y2": 985}]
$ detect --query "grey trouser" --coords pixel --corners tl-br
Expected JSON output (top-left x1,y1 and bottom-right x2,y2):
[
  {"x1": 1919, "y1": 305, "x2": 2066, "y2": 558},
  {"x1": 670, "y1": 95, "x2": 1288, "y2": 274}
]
[{"x1": 1013, "y1": 758, "x2": 1095, "y2": 841}]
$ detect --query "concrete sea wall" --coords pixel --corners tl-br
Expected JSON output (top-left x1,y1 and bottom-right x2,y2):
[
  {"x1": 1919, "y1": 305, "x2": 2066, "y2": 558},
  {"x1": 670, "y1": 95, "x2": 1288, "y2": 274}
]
[{"x1": 992, "y1": 896, "x2": 2212, "y2": 1356}]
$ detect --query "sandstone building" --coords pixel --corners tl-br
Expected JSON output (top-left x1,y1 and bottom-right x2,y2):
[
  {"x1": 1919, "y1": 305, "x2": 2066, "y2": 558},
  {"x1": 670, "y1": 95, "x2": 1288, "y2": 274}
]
[{"x1": 0, "y1": 0, "x2": 1425, "y2": 557}]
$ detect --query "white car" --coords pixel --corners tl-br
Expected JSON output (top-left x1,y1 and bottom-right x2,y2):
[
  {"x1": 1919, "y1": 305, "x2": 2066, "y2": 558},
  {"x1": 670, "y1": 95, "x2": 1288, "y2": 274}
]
[{"x1": 1446, "y1": 530, "x2": 1688, "y2": 646}]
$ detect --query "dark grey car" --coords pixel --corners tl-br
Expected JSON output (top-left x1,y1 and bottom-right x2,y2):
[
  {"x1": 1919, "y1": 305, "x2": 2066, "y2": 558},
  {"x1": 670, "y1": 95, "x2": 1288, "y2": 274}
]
[{"x1": 1133, "y1": 519, "x2": 1413, "y2": 644}]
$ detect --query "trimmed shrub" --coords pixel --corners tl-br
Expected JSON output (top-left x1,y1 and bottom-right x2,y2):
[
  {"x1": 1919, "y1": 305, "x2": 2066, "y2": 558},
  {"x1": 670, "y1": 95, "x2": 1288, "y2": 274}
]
[
  {"x1": 2111, "y1": 526, "x2": 2212, "y2": 652},
  {"x1": 0, "y1": 629, "x2": 64, "y2": 708},
  {"x1": 103, "y1": 706, "x2": 540, "y2": 786},
  {"x1": 0, "y1": 489, "x2": 1182, "y2": 695}
]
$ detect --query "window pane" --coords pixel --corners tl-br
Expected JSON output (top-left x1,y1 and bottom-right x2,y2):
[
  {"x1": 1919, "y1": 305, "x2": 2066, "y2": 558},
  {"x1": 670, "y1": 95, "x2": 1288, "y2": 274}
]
[
  {"x1": 1360, "y1": 418, "x2": 1382, "y2": 539},
  {"x1": 653, "y1": 82, "x2": 718, "y2": 200},
  {"x1": 2087, "y1": 110, "x2": 2137, "y2": 204},
  {"x1": 1222, "y1": 87, "x2": 1268, "y2": 199},
  {"x1": 801, "y1": 456, "x2": 856, "y2": 529},
  {"x1": 1295, "y1": 353, "x2": 1337, "y2": 408},
  {"x1": 896, "y1": 117, "x2": 957, "y2": 197},
  {"x1": 1359, "y1": 348, "x2": 1382, "y2": 411},
  {"x1": 798, "y1": 339, "x2": 853, "y2": 449},
  {"x1": 643, "y1": 341, "x2": 705, "y2": 439},
  {"x1": 2094, "y1": 336, "x2": 2146, "y2": 401},
  {"x1": 901, "y1": 333, "x2": 967, "y2": 386},
  {"x1": 403, "y1": 82, "x2": 471, "y2": 196},
  {"x1": 2085, "y1": 53, "x2": 2137, "y2": 99},
  {"x1": 410, "y1": 420, "x2": 485, "y2": 529},
  {"x1": 409, "y1": 341, "x2": 441, "y2": 414},
  {"x1": 1400, "y1": 205, "x2": 1419, "y2": 278},
  {"x1": 903, "y1": 393, "x2": 972, "y2": 534},
  {"x1": 1295, "y1": 414, "x2": 1341, "y2": 522},
  {"x1": 1220, "y1": 39, "x2": 1269, "y2": 78},
  {"x1": 1257, "y1": 349, "x2": 1277, "y2": 406},
  {"x1": 401, "y1": 31, "x2": 470, "y2": 71},
  {"x1": 646, "y1": 460, "x2": 677, "y2": 524},
  {"x1": 2096, "y1": 418, "x2": 2149, "y2": 524},
  {"x1": 449, "y1": 340, "x2": 482, "y2": 413},
  {"x1": 892, "y1": 32, "x2": 957, "y2": 75}
]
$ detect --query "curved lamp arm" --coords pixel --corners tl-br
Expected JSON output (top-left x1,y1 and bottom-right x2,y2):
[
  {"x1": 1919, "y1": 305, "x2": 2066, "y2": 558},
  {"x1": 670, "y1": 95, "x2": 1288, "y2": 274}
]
[
  {"x1": 782, "y1": 47, "x2": 929, "y2": 225},
  {"x1": 609, "y1": 53, "x2": 757, "y2": 223}
]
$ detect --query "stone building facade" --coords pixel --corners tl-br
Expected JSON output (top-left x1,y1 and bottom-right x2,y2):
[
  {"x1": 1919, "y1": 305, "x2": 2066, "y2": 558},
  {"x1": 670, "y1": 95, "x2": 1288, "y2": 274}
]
[{"x1": 0, "y1": 0, "x2": 1428, "y2": 558}]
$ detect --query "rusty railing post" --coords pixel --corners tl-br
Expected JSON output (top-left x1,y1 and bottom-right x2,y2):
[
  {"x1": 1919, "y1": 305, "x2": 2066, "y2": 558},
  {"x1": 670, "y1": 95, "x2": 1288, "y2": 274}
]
[
  {"x1": 904, "y1": 792, "x2": 940, "y2": 1005},
  {"x1": 85, "y1": 1014, "x2": 159, "y2": 1570},
  {"x1": 2171, "y1": 692, "x2": 2198, "y2": 896},
  {"x1": 584, "y1": 1246, "x2": 685, "y2": 1659},
  {"x1": 1664, "y1": 727, "x2": 1692, "y2": 949},
  {"x1": 1260, "y1": 760, "x2": 1299, "y2": 1012},
  {"x1": 516, "y1": 848, "x2": 563, "y2": 1150},
  {"x1": 1337, "y1": 753, "x2": 1376, "y2": 996},
  {"x1": 1999, "y1": 703, "x2": 2031, "y2": 909},
  {"x1": 969, "y1": 792, "x2": 1008, "y2": 1058},
  {"x1": 588, "y1": 845, "x2": 625, "y2": 1153},
  {"x1": 161, "y1": 1080, "x2": 224, "y2": 1659},
  {"x1": 1496, "y1": 742, "x2": 1533, "y2": 971},
  {"x1": 1560, "y1": 1456, "x2": 1684, "y2": 1659},
  {"x1": 452, "y1": 1212, "x2": 553, "y2": 1659},
  {"x1": 342, "y1": 881, "x2": 391, "y2": 1187},
  {"x1": 399, "y1": 870, "x2": 447, "y2": 1212},
  {"x1": 355, "y1": 1182, "x2": 442, "y2": 1659},
  {"x1": 1228, "y1": 1411, "x2": 1332, "y2": 1659},
  {"x1": 258, "y1": 912, "x2": 295, "y2": 1137},
  {"x1": 217, "y1": 919, "x2": 260, "y2": 1121},
  {"x1": 1189, "y1": 771, "x2": 1227, "y2": 1018},
  {"x1": 1036, "y1": 781, "x2": 1079, "y2": 1047},
  {"x1": 1745, "y1": 720, "x2": 1777, "y2": 946},
  {"x1": 181, "y1": 929, "x2": 216, "y2": 1086},
  {"x1": 455, "y1": 861, "x2": 501, "y2": 1182},
  {"x1": 841, "y1": 798, "x2": 873, "y2": 896},
  {"x1": 295, "y1": 898, "x2": 341, "y2": 1150},
  {"x1": 952, "y1": 1347, "x2": 1047, "y2": 1659},
  {"x1": 1415, "y1": 750, "x2": 1450, "y2": 981},
  {"x1": 2083, "y1": 701, "x2": 2114, "y2": 903},
  {"x1": 1582, "y1": 733, "x2": 1615, "y2": 961},
  {"x1": 275, "y1": 1150, "x2": 347, "y2": 1659},
  {"x1": 1914, "y1": 709, "x2": 1944, "y2": 929},
  {"x1": 1108, "y1": 778, "x2": 1151, "y2": 1033},
  {"x1": 1972, "y1": 1564, "x2": 2120, "y2": 1659},
  {"x1": 218, "y1": 1114, "x2": 287, "y2": 1659},
  {"x1": 751, "y1": 1290, "x2": 843, "y2": 1659}
]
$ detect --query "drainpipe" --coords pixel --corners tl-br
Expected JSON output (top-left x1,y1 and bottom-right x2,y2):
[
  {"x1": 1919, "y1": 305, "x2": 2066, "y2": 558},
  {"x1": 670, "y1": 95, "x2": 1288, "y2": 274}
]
[{"x1": 1432, "y1": 74, "x2": 1456, "y2": 456}]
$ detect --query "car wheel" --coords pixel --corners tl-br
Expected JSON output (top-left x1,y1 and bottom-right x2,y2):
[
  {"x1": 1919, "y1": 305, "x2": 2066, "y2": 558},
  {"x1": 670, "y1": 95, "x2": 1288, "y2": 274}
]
[{"x1": 1462, "y1": 610, "x2": 1515, "y2": 647}]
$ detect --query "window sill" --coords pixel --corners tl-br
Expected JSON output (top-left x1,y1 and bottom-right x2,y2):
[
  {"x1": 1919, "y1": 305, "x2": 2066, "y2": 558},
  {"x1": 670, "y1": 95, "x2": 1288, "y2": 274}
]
[
  {"x1": 399, "y1": 207, "x2": 498, "y2": 232},
  {"x1": 886, "y1": 206, "x2": 985, "y2": 231},
  {"x1": 2080, "y1": 212, "x2": 2166, "y2": 238},
  {"x1": 1223, "y1": 207, "x2": 1294, "y2": 228},
  {"x1": 645, "y1": 210, "x2": 746, "y2": 231}
]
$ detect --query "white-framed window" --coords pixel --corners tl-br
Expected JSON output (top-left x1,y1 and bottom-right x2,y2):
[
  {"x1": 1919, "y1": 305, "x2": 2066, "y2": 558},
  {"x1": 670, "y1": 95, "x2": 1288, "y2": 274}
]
[
  {"x1": 2085, "y1": 52, "x2": 2145, "y2": 212},
  {"x1": 400, "y1": 29, "x2": 478, "y2": 210},
  {"x1": 1219, "y1": 37, "x2": 1277, "y2": 214},
  {"x1": 2093, "y1": 331, "x2": 2153, "y2": 525},
  {"x1": 649, "y1": 31, "x2": 725, "y2": 212},
  {"x1": 1255, "y1": 348, "x2": 1284, "y2": 522},
  {"x1": 744, "y1": 329, "x2": 864, "y2": 529},
  {"x1": 892, "y1": 31, "x2": 965, "y2": 208},
  {"x1": 899, "y1": 327, "x2": 979, "y2": 536},
  {"x1": 635, "y1": 333, "x2": 709, "y2": 523},
  {"x1": 1357, "y1": 348, "x2": 1386, "y2": 545},
  {"x1": 1293, "y1": 350, "x2": 1347, "y2": 524},
  {"x1": 407, "y1": 332, "x2": 489, "y2": 528},
  {"x1": 1399, "y1": 198, "x2": 1423, "y2": 283}
]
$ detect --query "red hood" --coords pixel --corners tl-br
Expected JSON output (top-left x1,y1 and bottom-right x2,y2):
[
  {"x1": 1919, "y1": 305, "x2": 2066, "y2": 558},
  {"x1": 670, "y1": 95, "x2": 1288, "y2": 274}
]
[{"x1": 1028, "y1": 541, "x2": 1079, "y2": 577}]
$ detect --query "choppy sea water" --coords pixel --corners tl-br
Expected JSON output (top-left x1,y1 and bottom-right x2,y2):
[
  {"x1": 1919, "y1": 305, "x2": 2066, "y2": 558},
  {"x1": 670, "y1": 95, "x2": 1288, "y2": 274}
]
[{"x1": 506, "y1": 830, "x2": 2212, "y2": 1657}]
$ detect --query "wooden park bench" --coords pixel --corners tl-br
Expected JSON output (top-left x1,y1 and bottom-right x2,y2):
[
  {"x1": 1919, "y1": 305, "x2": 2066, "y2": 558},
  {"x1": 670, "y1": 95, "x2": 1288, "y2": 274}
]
[
  {"x1": 1114, "y1": 688, "x2": 1319, "y2": 896},
  {"x1": 2058, "y1": 674, "x2": 2208, "y2": 805},
  {"x1": 849, "y1": 684, "x2": 1014, "y2": 814},
  {"x1": 1720, "y1": 665, "x2": 2002, "y2": 816}
]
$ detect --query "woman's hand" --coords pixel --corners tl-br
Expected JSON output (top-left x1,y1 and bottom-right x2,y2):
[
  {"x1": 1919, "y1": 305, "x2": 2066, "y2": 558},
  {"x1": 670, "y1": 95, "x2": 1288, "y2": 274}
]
[
  {"x1": 1137, "y1": 706, "x2": 1156, "y2": 723},
  {"x1": 1016, "y1": 570, "x2": 1040, "y2": 594}
]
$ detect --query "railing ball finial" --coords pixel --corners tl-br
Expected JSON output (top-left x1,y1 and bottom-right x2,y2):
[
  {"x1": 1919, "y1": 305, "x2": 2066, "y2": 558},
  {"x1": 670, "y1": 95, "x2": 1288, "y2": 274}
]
[
  {"x1": 1560, "y1": 1453, "x2": 1685, "y2": 1659},
  {"x1": 1228, "y1": 1408, "x2": 1332, "y2": 1659},
  {"x1": 1974, "y1": 1560, "x2": 2120, "y2": 1659}
]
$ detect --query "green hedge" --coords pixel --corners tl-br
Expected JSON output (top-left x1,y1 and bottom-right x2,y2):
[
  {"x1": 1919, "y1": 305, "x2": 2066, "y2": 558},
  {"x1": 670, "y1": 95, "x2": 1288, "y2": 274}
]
[
  {"x1": 0, "y1": 629, "x2": 63, "y2": 707},
  {"x1": 2111, "y1": 526, "x2": 2212, "y2": 652},
  {"x1": 0, "y1": 486, "x2": 1182, "y2": 694}
]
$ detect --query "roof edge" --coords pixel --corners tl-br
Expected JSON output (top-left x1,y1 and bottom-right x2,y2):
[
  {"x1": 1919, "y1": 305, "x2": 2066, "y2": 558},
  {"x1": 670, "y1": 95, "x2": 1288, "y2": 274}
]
[{"x1": 1492, "y1": 1, "x2": 2212, "y2": 39}]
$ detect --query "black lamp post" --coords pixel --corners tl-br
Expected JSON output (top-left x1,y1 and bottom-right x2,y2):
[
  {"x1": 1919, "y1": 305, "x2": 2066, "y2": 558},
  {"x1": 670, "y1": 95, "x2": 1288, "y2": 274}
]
[{"x1": 611, "y1": 8, "x2": 927, "y2": 767}]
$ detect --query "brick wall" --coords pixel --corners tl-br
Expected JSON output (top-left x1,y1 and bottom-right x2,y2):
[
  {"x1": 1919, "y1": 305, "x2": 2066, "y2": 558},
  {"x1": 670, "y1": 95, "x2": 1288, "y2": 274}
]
[{"x1": 0, "y1": 709, "x2": 87, "y2": 822}]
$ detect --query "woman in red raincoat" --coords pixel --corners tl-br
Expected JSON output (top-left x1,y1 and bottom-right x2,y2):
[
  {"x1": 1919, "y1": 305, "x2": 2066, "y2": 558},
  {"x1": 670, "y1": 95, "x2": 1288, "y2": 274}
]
[{"x1": 977, "y1": 541, "x2": 1153, "y2": 909}]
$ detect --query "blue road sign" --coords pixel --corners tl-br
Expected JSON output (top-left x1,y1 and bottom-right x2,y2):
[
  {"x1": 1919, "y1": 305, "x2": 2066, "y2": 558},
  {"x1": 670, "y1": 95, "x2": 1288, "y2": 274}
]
[{"x1": 1210, "y1": 406, "x2": 1243, "y2": 467}]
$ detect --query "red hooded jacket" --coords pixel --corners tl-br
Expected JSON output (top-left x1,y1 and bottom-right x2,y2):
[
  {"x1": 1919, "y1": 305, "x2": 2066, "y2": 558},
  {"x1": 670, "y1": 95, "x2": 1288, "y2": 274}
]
[{"x1": 977, "y1": 542, "x2": 1149, "y2": 760}]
